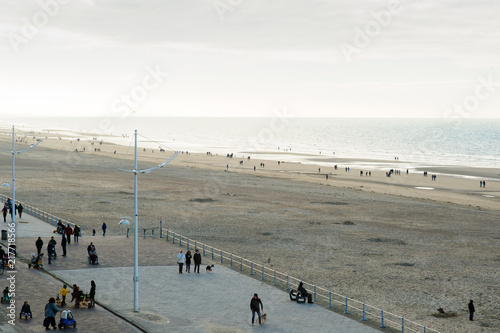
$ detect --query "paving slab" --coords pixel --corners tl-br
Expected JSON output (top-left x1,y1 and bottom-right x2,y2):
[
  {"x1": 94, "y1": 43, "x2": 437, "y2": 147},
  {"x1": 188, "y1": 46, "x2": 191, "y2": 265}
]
[{"x1": 0, "y1": 213, "x2": 383, "y2": 333}]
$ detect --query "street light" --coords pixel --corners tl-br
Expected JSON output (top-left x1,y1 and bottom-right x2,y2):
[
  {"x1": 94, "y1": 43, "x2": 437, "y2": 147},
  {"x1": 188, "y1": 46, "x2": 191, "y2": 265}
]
[
  {"x1": 1, "y1": 126, "x2": 42, "y2": 226},
  {"x1": 119, "y1": 216, "x2": 133, "y2": 237},
  {"x1": 118, "y1": 129, "x2": 179, "y2": 312}
]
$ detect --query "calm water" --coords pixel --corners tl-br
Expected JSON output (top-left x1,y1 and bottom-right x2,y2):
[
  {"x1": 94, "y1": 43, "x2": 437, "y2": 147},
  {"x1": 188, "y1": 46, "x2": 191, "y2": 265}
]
[{"x1": 2, "y1": 117, "x2": 499, "y2": 170}]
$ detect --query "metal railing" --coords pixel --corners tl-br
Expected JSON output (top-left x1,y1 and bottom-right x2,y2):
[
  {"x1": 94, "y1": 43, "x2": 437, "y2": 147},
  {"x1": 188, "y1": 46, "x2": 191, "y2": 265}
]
[
  {"x1": 0, "y1": 194, "x2": 82, "y2": 236},
  {"x1": 161, "y1": 227, "x2": 440, "y2": 333}
]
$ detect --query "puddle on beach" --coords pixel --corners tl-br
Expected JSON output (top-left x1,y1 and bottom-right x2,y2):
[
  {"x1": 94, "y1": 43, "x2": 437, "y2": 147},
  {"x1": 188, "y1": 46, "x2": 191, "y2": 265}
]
[{"x1": 414, "y1": 187, "x2": 434, "y2": 190}]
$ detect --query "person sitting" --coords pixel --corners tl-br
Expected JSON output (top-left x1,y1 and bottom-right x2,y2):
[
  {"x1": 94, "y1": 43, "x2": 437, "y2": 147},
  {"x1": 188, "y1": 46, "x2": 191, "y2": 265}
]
[
  {"x1": 20, "y1": 301, "x2": 32, "y2": 319},
  {"x1": 298, "y1": 282, "x2": 313, "y2": 304},
  {"x1": 87, "y1": 243, "x2": 97, "y2": 264}
]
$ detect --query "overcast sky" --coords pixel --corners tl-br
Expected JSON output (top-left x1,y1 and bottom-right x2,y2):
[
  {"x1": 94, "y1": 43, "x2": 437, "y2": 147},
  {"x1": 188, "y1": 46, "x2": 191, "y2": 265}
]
[{"x1": 1, "y1": 0, "x2": 499, "y2": 118}]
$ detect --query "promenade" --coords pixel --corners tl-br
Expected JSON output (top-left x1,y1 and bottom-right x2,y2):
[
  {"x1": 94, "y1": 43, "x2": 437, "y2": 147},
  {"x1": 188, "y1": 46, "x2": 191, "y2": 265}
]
[{"x1": 0, "y1": 213, "x2": 383, "y2": 333}]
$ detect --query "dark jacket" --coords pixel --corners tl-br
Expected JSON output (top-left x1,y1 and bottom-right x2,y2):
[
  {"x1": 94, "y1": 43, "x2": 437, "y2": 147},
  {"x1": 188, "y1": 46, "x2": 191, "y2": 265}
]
[
  {"x1": 185, "y1": 253, "x2": 192, "y2": 265},
  {"x1": 36, "y1": 238, "x2": 43, "y2": 250},
  {"x1": 193, "y1": 252, "x2": 202, "y2": 264},
  {"x1": 250, "y1": 297, "x2": 263, "y2": 311},
  {"x1": 469, "y1": 301, "x2": 475, "y2": 313}
]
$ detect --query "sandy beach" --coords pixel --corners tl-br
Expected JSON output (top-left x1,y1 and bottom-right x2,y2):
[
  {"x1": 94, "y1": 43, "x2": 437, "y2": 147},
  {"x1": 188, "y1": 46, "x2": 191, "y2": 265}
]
[{"x1": 1, "y1": 128, "x2": 499, "y2": 333}]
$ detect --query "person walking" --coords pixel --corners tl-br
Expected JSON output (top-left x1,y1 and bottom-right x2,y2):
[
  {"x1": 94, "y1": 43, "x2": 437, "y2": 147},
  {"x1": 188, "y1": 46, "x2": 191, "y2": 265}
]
[
  {"x1": 73, "y1": 225, "x2": 80, "y2": 243},
  {"x1": 193, "y1": 249, "x2": 201, "y2": 274},
  {"x1": 36, "y1": 237, "x2": 44, "y2": 256},
  {"x1": 250, "y1": 293, "x2": 264, "y2": 326},
  {"x1": 89, "y1": 280, "x2": 96, "y2": 301},
  {"x1": 177, "y1": 250, "x2": 185, "y2": 274},
  {"x1": 469, "y1": 300, "x2": 475, "y2": 321},
  {"x1": 185, "y1": 250, "x2": 192, "y2": 273},
  {"x1": 64, "y1": 225, "x2": 72, "y2": 245},
  {"x1": 102, "y1": 222, "x2": 107, "y2": 237},
  {"x1": 58, "y1": 284, "x2": 69, "y2": 306},
  {"x1": 2, "y1": 205, "x2": 7, "y2": 222},
  {"x1": 47, "y1": 241, "x2": 55, "y2": 265},
  {"x1": 43, "y1": 297, "x2": 60, "y2": 330},
  {"x1": 61, "y1": 235, "x2": 67, "y2": 257},
  {"x1": 17, "y1": 204, "x2": 23, "y2": 218}
]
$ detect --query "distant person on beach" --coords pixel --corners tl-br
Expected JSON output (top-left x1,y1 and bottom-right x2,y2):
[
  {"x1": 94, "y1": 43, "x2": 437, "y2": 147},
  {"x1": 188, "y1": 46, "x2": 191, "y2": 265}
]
[
  {"x1": 298, "y1": 282, "x2": 313, "y2": 303},
  {"x1": 36, "y1": 237, "x2": 43, "y2": 255},
  {"x1": 177, "y1": 250, "x2": 185, "y2": 274},
  {"x1": 65, "y1": 224, "x2": 72, "y2": 244},
  {"x1": 193, "y1": 249, "x2": 201, "y2": 274},
  {"x1": 250, "y1": 293, "x2": 264, "y2": 326},
  {"x1": 102, "y1": 222, "x2": 107, "y2": 236},
  {"x1": 483, "y1": 181, "x2": 486, "y2": 188},
  {"x1": 92, "y1": 229, "x2": 96, "y2": 236},
  {"x1": 61, "y1": 235, "x2": 67, "y2": 257},
  {"x1": 1, "y1": 205, "x2": 7, "y2": 223},
  {"x1": 480, "y1": 180, "x2": 483, "y2": 188},
  {"x1": 469, "y1": 300, "x2": 475, "y2": 321},
  {"x1": 185, "y1": 250, "x2": 192, "y2": 273},
  {"x1": 73, "y1": 225, "x2": 80, "y2": 243}
]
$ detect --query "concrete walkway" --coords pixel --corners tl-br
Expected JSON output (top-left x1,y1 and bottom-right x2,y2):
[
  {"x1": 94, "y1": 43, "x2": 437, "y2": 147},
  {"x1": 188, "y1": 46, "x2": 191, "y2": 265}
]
[{"x1": 0, "y1": 213, "x2": 383, "y2": 333}]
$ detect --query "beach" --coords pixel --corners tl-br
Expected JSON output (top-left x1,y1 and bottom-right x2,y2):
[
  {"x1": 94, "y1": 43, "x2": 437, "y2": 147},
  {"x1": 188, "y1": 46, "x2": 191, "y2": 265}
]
[{"x1": 1, "y1": 128, "x2": 499, "y2": 332}]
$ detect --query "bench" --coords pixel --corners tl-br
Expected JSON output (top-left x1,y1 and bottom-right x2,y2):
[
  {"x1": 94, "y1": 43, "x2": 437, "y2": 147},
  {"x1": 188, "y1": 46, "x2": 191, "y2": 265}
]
[{"x1": 289, "y1": 289, "x2": 307, "y2": 303}]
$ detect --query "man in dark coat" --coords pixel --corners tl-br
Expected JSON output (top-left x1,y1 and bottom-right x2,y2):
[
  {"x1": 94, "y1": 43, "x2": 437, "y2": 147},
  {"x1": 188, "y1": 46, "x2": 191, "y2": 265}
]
[
  {"x1": 469, "y1": 300, "x2": 475, "y2": 321},
  {"x1": 193, "y1": 249, "x2": 202, "y2": 274},
  {"x1": 65, "y1": 225, "x2": 72, "y2": 244},
  {"x1": 61, "y1": 235, "x2": 67, "y2": 256},
  {"x1": 35, "y1": 237, "x2": 43, "y2": 256},
  {"x1": 250, "y1": 293, "x2": 263, "y2": 325},
  {"x1": 17, "y1": 204, "x2": 23, "y2": 218}
]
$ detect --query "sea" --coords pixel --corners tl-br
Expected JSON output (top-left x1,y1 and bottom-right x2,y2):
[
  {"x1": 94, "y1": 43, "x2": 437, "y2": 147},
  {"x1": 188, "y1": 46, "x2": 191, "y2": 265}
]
[{"x1": 2, "y1": 117, "x2": 499, "y2": 177}]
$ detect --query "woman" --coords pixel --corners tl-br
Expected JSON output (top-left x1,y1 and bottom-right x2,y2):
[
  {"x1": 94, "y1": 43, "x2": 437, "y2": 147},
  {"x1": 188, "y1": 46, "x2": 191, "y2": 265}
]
[{"x1": 89, "y1": 280, "x2": 96, "y2": 301}]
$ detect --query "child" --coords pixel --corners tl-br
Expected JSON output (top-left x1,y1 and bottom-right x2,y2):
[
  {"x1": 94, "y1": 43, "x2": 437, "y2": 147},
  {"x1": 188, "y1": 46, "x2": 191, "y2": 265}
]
[
  {"x1": 58, "y1": 284, "x2": 69, "y2": 306},
  {"x1": 20, "y1": 301, "x2": 32, "y2": 319}
]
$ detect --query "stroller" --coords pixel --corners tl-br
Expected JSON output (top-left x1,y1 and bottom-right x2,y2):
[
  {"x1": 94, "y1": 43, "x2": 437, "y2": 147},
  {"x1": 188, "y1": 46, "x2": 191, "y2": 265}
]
[{"x1": 28, "y1": 253, "x2": 44, "y2": 269}]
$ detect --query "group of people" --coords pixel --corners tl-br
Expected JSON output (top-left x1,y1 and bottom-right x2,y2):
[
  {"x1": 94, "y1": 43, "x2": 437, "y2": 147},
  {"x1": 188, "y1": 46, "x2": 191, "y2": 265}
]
[
  {"x1": 42, "y1": 281, "x2": 96, "y2": 330},
  {"x1": 177, "y1": 249, "x2": 202, "y2": 274},
  {"x1": 1, "y1": 198, "x2": 23, "y2": 222}
]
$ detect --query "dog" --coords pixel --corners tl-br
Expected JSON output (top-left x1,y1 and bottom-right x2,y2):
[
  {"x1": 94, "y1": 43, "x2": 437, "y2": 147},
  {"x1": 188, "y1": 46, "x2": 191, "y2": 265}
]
[
  {"x1": 261, "y1": 313, "x2": 267, "y2": 323},
  {"x1": 206, "y1": 264, "x2": 214, "y2": 272}
]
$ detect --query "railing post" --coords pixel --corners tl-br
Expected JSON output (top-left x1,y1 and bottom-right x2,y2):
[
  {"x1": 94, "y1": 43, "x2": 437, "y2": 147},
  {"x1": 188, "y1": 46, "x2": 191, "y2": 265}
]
[
  {"x1": 262, "y1": 265, "x2": 265, "y2": 280},
  {"x1": 362, "y1": 303, "x2": 367, "y2": 321},
  {"x1": 194, "y1": 241, "x2": 197, "y2": 249},
  {"x1": 230, "y1": 254, "x2": 233, "y2": 267},
  {"x1": 402, "y1": 317, "x2": 405, "y2": 333},
  {"x1": 329, "y1": 291, "x2": 332, "y2": 308},
  {"x1": 159, "y1": 219, "x2": 162, "y2": 238},
  {"x1": 286, "y1": 275, "x2": 289, "y2": 290},
  {"x1": 345, "y1": 297, "x2": 349, "y2": 314},
  {"x1": 179, "y1": 235, "x2": 182, "y2": 246},
  {"x1": 172, "y1": 233, "x2": 175, "y2": 244},
  {"x1": 203, "y1": 244, "x2": 206, "y2": 256},
  {"x1": 143, "y1": 229, "x2": 146, "y2": 239},
  {"x1": 220, "y1": 250, "x2": 223, "y2": 263},
  {"x1": 211, "y1": 247, "x2": 214, "y2": 260},
  {"x1": 424, "y1": 326, "x2": 426, "y2": 333},
  {"x1": 151, "y1": 229, "x2": 154, "y2": 239},
  {"x1": 314, "y1": 285, "x2": 317, "y2": 302},
  {"x1": 240, "y1": 257, "x2": 243, "y2": 271},
  {"x1": 187, "y1": 239, "x2": 189, "y2": 250},
  {"x1": 250, "y1": 262, "x2": 254, "y2": 275},
  {"x1": 166, "y1": 230, "x2": 169, "y2": 241},
  {"x1": 273, "y1": 271, "x2": 276, "y2": 285},
  {"x1": 381, "y1": 310, "x2": 386, "y2": 328}
]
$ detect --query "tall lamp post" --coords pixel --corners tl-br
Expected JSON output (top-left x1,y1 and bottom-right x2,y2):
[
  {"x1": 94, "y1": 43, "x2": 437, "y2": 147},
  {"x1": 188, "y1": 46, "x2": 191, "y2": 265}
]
[
  {"x1": 1, "y1": 126, "x2": 42, "y2": 226},
  {"x1": 119, "y1": 129, "x2": 179, "y2": 312}
]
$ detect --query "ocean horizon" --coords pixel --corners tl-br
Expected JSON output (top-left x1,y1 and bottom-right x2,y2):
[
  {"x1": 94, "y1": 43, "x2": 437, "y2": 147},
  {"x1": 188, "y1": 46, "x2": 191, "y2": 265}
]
[{"x1": 2, "y1": 117, "x2": 499, "y2": 174}]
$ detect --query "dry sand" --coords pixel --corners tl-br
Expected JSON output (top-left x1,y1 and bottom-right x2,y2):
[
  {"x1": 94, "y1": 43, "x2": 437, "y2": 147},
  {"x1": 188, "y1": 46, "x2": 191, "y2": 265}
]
[{"x1": 1, "y1": 129, "x2": 499, "y2": 333}]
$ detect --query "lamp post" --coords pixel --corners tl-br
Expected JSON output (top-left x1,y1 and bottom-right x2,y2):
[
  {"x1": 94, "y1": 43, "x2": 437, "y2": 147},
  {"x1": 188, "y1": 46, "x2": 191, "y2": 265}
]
[
  {"x1": 1, "y1": 126, "x2": 42, "y2": 226},
  {"x1": 119, "y1": 129, "x2": 179, "y2": 312}
]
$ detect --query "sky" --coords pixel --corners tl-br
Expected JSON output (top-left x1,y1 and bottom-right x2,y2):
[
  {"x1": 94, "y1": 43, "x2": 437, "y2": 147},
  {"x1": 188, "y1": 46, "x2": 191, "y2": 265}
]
[{"x1": 1, "y1": 0, "x2": 499, "y2": 118}]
